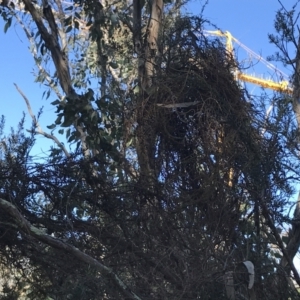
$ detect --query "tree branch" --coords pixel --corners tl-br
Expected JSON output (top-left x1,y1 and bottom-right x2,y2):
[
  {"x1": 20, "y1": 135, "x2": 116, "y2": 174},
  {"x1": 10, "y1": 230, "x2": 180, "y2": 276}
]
[
  {"x1": 22, "y1": 0, "x2": 74, "y2": 96},
  {"x1": 0, "y1": 198, "x2": 142, "y2": 300},
  {"x1": 260, "y1": 196, "x2": 300, "y2": 286},
  {"x1": 14, "y1": 83, "x2": 70, "y2": 158},
  {"x1": 12, "y1": 12, "x2": 63, "y2": 99}
]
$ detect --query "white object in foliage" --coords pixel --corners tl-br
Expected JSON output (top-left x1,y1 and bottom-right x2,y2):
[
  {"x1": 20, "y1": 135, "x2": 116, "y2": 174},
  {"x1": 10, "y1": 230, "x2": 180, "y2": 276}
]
[{"x1": 243, "y1": 261, "x2": 255, "y2": 289}]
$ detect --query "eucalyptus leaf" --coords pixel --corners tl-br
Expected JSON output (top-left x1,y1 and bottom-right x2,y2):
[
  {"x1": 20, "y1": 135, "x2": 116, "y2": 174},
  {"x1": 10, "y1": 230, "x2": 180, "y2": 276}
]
[
  {"x1": 4, "y1": 18, "x2": 11, "y2": 33},
  {"x1": 47, "y1": 124, "x2": 56, "y2": 130},
  {"x1": 109, "y1": 61, "x2": 119, "y2": 69},
  {"x1": 51, "y1": 100, "x2": 60, "y2": 106}
]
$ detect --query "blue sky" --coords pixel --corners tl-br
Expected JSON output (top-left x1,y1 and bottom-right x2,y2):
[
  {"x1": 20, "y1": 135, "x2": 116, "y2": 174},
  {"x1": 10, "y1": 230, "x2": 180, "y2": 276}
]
[
  {"x1": 0, "y1": 0, "x2": 292, "y2": 154},
  {"x1": 198, "y1": 0, "x2": 291, "y2": 82},
  {"x1": 0, "y1": 19, "x2": 59, "y2": 156},
  {"x1": 199, "y1": 0, "x2": 282, "y2": 53}
]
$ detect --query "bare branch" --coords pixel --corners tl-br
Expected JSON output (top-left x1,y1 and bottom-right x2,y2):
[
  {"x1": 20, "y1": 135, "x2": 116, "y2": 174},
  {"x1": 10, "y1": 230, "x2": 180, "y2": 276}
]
[
  {"x1": 0, "y1": 197, "x2": 142, "y2": 300},
  {"x1": 260, "y1": 196, "x2": 300, "y2": 286},
  {"x1": 142, "y1": 0, "x2": 163, "y2": 90},
  {"x1": 14, "y1": 83, "x2": 70, "y2": 158}
]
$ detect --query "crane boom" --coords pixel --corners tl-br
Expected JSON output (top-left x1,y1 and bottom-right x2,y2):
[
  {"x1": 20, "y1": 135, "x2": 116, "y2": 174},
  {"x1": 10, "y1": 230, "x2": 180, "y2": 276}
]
[
  {"x1": 236, "y1": 73, "x2": 292, "y2": 94},
  {"x1": 204, "y1": 30, "x2": 292, "y2": 95}
]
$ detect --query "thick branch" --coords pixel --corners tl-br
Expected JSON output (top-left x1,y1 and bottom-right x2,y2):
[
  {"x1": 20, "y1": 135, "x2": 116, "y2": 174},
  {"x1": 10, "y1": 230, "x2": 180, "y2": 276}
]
[
  {"x1": 143, "y1": 0, "x2": 163, "y2": 90},
  {"x1": 137, "y1": 0, "x2": 163, "y2": 91},
  {"x1": 292, "y1": 35, "x2": 300, "y2": 127},
  {"x1": 133, "y1": 0, "x2": 142, "y2": 54},
  {"x1": 0, "y1": 198, "x2": 142, "y2": 300},
  {"x1": 22, "y1": 0, "x2": 74, "y2": 96}
]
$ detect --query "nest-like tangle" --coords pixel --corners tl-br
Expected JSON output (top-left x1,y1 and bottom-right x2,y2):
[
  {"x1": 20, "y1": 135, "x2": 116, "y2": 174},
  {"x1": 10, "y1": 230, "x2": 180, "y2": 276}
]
[
  {"x1": 135, "y1": 32, "x2": 262, "y2": 238},
  {"x1": 131, "y1": 29, "x2": 280, "y2": 298}
]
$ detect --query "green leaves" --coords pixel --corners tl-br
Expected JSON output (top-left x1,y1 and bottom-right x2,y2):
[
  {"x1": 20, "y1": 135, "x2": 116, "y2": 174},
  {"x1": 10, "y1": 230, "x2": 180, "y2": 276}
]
[
  {"x1": 65, "y1": 5, "x2": 73, "y2": 11},
  {"x1": 51, "y1": 100, "x2": 60, "y2": 106},
  {"x1": 64, "y1": 15, "x2": 72, "y2": 26},
  {"x1": 63, "y1": 13, "x2": 81, "y2": 34},
  {"x1": 65, "y1": 26, "x2": 73, "y2": 33},
  {"x1": 47, "y1": 124, "x2": 56, "y2": 130},
  {"x1": 61, "y1": 114, "x2": 75, "y2": 127},
  {"x1": 40, "y1": 43, "x2": 47, "y2": 55}
]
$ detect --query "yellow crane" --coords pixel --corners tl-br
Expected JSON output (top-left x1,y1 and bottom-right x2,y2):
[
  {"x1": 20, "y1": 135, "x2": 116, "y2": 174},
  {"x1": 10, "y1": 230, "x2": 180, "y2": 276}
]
[
  {"x1": 204, "y1": 30, "x2": 293, "y2": 95},
  {"x1": 203, "y1": 30, "x2": 294, "y2": 188}
]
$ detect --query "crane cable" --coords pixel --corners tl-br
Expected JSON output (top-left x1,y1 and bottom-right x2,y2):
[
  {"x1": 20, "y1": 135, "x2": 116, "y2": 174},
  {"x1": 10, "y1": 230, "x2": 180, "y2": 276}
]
[{"x1": 203, "y1": 30, "x2": 290, "y2": 82}]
